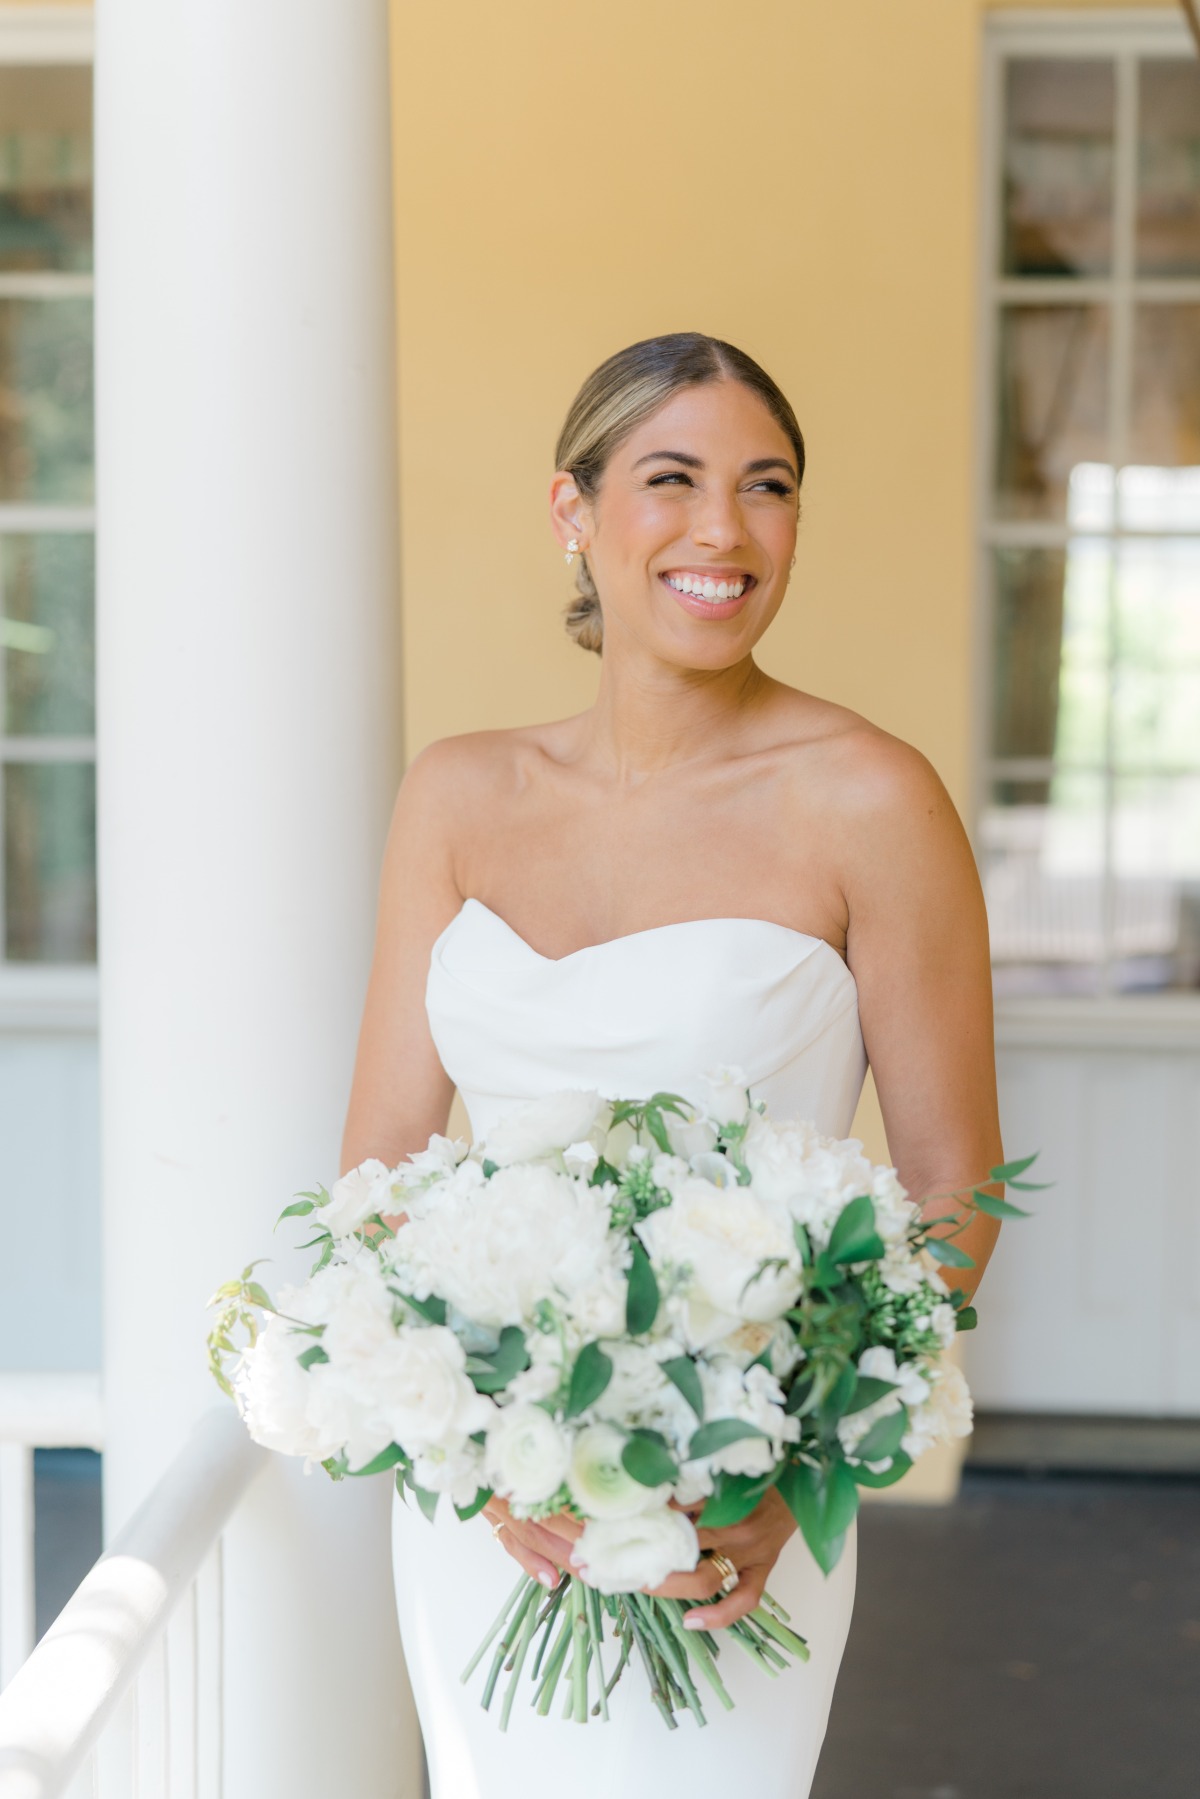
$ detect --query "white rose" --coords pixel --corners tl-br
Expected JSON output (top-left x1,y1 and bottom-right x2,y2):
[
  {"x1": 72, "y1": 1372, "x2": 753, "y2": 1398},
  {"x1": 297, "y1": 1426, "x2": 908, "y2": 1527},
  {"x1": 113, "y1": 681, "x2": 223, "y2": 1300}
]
[
  {"x1": 321, "y1": 1158, "x2": 395, "y2": 1237},
  {"x1": 483, "y1": 1090, "x2": 608, "y2": 1166},
  {"x1": 484, "y1": 1403, "x2": 571, "y2": 1507},
  {"x1": 567, "y1": 1423, "x2": 667, "y2": 1519},
  {"x1": 571, "y1": 1508, "x2": 700, "y2": 1596},
  {"x1": 702, "y1": 1065, "x2": 751, "y2": 1126},
  {"x1": 903, "y1": 1362, "x2": 973, "y2": 1460},
  {"x1": 636, "y1": 1178, "x2": 801, "y2": 1341}
]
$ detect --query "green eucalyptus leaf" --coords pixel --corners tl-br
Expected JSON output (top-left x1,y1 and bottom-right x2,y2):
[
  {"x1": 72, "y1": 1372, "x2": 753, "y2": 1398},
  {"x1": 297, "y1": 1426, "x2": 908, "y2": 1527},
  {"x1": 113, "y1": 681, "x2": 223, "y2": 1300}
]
[
  {"x1": 661, "y1": 1355, "x2": 704, "y2": 1419},
  {"x1": 854, "y1": 1404, "x2": 909, "y2": 1463},
  {"x1": 296, "y1": 1343, "x2": 330, "y2": 1371},
  {"x1": 955, "y1": 1305, "x2": 978, "y2": 1332},
  {"x1": 850, "y1": 1450, "x2": 913, "y2": 1489},
  {"x1": 970, "y1": 1189, "x2": 1030, "y2": 1220},
  {"x1": 621, "y1": 1429, "x2": 678, "y2": 1488},
  {"x1": 565, "y1": 1341, "x2": 614, "y2": 1418},
  {"x1": 626, "y1": 1242, "x2": 659, "y2": 1335},
  {"x1": 989, "y1": 1153, "x2": 1039, "y2": 1182},
  {"x1": 687, "y1": 1418, "x2": 770, "y2": 1459},
  {"x1": 925, "y1": 1237, "x2": 976, "y2": 1270},
  {"x1": 698, "y1": 1470, "x2": 778, "y2": 1527},
  {"x1": 349, "y1": 1442, "x2": 408, "y2": 1478},
  {"x1": 454, "y1": 1486, "x2": 494, "y2": 1522},
  {"x1": 827, "y1": 1194, "x2": 886, "y2": 1266},
  {"x1": 844, "y1": 1375, "x2": 898, "y2": 1415}
]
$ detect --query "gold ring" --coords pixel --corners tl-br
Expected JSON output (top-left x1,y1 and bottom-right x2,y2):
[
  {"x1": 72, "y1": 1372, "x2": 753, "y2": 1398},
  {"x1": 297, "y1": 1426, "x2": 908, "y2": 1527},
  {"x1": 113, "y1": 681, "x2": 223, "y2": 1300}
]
[
  {"x1": 708, "y1": 1551, "x2": 739, "y2": 1595},
  {"x1": 491, "y1": 1520, "x2": 505, "y2": 1540}
]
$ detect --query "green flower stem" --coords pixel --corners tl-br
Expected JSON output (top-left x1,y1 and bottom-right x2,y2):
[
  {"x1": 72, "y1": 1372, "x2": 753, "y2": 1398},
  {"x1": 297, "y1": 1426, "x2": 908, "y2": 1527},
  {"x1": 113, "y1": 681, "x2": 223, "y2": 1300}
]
[
  {"x1": 534, "y1": 1607, "x2": 576, "y2": 1716},
  {"x1": 623, "y1": 1602, "x2": 677, "y2": 1731},
  {"x1": 760, "y1": 1587, "x2": 792, "y2": 1623},
  {"x1": 599, "y1": 1617, "x2": 633, "y2": 1705},
  {"x1": 529, "y1": 1578, "x2": 569, "y2": 1683},
  {"x1": 750, "y1": 1603, "x2": 811, "y2": 1662},
  {"x1": 661, "y1": 1603, "x2": 733, "y2": 1712},
  {"x1": 631, "y1": 1595, "x2": 706, "y2": 1725},
  {"x1": 570, "y1": 1579, "x2": 590, "y2": 1724},
  {"x1": 584, "y1": 1583, "x2": 609, "y2": 1723},
  {"x1": 499, "y1": 1582, "x2": 542, "y2": 1732},
  {"x1": 481, "y1": 1579, "x2": 540, "y2": 1712},
  {"x1": 460, "y1": 1573, "x2": 528, "y2": 1686}
]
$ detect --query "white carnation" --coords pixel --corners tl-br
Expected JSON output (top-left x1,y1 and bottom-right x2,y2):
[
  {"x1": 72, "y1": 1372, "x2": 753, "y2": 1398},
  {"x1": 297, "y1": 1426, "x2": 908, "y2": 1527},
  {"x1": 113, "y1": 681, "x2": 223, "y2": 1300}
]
[
  {"x1": 903, "y1": 1362, "x2": 974, "y2": 1460},
  {"x1": 484, "y1": 1403, "x2": 571, "y2": 1508},
  {"x1": 483, "y1": 1090, "x2": 608, "y2": 1166},
  {"x1": 321, "y1": 1158, "x2": 395, "y2": 1237},
  {"x1": 571, "y1": 1507, "x2": 700, "y2": 1596}
]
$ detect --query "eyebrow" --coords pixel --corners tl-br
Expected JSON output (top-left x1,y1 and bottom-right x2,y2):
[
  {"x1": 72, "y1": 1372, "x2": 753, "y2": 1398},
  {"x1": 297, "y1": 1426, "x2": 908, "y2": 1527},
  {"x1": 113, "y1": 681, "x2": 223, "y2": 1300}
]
[{"x1": 631, "y1": 450, "x2": 799, "y2": 482}]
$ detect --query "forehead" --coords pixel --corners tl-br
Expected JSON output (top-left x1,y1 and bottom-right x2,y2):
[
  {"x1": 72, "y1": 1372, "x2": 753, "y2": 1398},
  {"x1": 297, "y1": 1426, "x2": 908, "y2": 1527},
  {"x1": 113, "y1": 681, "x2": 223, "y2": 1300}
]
[{"x1": 615, "y1": 379, "x2": 794, "y2": 464}]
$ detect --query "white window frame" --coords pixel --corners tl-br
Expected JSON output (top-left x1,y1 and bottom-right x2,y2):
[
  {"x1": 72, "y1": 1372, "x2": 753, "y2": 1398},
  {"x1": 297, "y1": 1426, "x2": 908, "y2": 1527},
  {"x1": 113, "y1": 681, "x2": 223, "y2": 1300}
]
[
  {"x1": 0, "y1": 6, "x2": 96, "y2": 1030},
  {"x1": 974, "y1": 7, "x2": 1200, "y2": 1049}
]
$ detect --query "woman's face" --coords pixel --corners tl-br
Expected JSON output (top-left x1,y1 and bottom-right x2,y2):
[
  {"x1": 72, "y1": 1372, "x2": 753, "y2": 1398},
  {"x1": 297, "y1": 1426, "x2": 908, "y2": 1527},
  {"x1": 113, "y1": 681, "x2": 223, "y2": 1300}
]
[{"x1": 554, "y1": 378, "x2": 800, "y2": 672}]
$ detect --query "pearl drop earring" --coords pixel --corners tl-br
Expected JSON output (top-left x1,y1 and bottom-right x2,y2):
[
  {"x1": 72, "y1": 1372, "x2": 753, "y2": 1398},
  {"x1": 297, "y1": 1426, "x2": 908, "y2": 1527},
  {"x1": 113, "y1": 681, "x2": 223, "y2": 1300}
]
[{"x1": 565, "y1": 538, "x2": 580, "y2": 566}]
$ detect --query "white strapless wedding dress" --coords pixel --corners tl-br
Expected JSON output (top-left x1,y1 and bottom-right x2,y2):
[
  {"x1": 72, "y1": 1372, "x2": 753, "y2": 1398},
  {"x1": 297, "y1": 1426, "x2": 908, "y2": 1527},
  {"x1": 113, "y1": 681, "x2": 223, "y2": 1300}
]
[{"x1": 391, "y1": 897, "x2": 869, "y2": 1798}]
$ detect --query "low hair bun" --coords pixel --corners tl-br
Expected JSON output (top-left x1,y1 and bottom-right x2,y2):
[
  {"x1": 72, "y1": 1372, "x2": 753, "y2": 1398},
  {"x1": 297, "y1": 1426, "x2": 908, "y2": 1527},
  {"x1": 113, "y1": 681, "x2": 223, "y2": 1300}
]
[{"x1": 562, "y1": 554, "x2": 604, "y2": 655}]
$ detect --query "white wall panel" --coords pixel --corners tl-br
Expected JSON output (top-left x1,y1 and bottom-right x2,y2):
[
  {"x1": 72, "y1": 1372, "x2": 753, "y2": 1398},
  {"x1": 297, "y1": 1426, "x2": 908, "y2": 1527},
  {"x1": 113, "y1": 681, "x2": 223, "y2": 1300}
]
[
  {"x1": 965, "y1": 1031, "x2": 1200, "y2": 1416},
  {"x1": 0, "y1": 1034, "x2": 99, "y2": 1371}
]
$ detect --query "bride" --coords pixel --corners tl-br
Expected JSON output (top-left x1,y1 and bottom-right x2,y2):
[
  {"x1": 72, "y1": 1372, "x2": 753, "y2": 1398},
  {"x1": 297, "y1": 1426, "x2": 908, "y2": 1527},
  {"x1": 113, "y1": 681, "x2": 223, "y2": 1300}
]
[{"x1": 341, "y1": 332, "x2": 1003, "y2": 1797}]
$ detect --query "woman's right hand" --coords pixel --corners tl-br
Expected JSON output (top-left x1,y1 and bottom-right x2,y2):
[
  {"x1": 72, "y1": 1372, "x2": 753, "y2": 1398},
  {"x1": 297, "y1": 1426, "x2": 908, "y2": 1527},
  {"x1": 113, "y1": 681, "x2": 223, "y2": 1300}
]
[{"x1": 481, "y1": 1497, "x2": 581, "y2": 1589}]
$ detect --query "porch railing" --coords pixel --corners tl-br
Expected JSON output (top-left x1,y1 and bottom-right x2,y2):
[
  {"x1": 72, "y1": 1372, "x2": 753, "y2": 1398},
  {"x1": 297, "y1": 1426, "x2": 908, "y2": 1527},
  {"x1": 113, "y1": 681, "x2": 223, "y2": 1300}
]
[{"x1": 0, "y1": 1406, "x2": 266, "y2": 1799}]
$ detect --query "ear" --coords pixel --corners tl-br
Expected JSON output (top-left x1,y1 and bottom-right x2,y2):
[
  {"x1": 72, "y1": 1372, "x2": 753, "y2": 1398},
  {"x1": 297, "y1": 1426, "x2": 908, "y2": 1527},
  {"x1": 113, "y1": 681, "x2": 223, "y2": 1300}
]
[{"x1": 549, "y1": 471, "x2": 590, "y2": 552}]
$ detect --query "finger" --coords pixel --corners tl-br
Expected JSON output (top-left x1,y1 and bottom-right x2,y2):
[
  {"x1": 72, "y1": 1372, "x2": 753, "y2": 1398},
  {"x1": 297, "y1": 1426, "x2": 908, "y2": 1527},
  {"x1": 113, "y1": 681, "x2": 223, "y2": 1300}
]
[
  {"x1": 645, "y1": 1558, "x2": 725, "y2": 1602},
  {"x1": 492, "y1": 1521, "x2": 559, "y2": 1589},
  {"x1": 512, "y1": 1517, "x2": 578, "y2": 1567},
  {"x1": 684, "y1": 1564, "x2": 766, "y2": 1632}
]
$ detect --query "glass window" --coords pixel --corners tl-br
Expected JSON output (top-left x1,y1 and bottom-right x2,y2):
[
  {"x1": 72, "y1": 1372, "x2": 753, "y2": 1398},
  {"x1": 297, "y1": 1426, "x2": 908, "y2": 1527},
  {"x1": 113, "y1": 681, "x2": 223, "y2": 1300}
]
[
  {"x1": 0, "y1": 65, "x2": 94, "y2": 969},
  {"x1": 982, "y1": 33, "x2": 1200, "y2": 997}
]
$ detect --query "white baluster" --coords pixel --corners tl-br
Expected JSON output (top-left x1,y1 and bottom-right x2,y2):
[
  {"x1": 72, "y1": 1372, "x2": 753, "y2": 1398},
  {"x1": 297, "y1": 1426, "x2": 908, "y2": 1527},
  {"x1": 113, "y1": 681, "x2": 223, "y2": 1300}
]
[{"x1": 0, "y1": 1441, "x2": 35, "y2": 1689}]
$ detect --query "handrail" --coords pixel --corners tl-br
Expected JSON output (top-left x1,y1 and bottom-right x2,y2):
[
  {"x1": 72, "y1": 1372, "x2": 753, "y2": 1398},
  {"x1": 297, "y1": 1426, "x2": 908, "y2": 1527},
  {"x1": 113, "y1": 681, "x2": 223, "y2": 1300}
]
[
  {"x1": 0, "y1": 1405, "x2": 266, "y2": 1798},
  {"x1": 0, "y1": 1374, "x2": 103, "y2": 1449}
]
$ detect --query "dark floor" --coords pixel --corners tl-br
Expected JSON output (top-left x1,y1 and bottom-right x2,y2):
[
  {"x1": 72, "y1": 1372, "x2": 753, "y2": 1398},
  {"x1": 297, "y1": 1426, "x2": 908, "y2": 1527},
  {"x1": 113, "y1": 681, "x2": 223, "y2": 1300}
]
[
  {"x1": 813, "y1": 1469, "x2": 1200, "y2": 1799},
  {"x1": 32, "y1": 1455, "x2": 1200, "y2": 1796}
]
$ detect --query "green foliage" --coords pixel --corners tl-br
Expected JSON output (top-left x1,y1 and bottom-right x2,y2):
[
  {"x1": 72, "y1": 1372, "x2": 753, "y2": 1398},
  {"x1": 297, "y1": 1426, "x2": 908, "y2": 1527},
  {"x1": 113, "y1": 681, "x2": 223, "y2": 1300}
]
[
  {"x1": 777, "y1": 1460, "x2": 856, "y2": 1574},
  {"x1": 827, "y1": 1194, "x2": 886, "y2": 1266},
  {"x1": 625, "y1": 1242, "x2": 659, "y2": 1335},
  {"x1": 349, "y1": 1442, "x2": 408, "y2": 1478},
  {"x1": 955, "y1": 1305, "x2": 978, "y2": 1332},
  {"x1": 455, "y1": 1486, "x2": 494, "y2": 1522},
  {"x1": 660, "y1": 1356, "x2": 704, "y2": 1420},
  {"x1": 399, "y1": 1292, "x2": 447, "y2": 1327},
  {"x1": 853, "y1": 1403, "x2": 909, "y2": 1463},
  {"x1": 850, "y1": 1450, "x2": 912, "y2": 1489},
  {"x1": 924, "y1": 1237, "x2": 976, "y2": 1270},
  {"x1": 621, "y1": 1429, "x2": 678, "y2": 1488},
  {"x1": 296, "y1": 1343, "x2": 330, "y2": 1371},
  {"x1": 699, "y1": 1470, "x2": 777, "y2": 1527},
  {"x1": 565, "y1": 1341, "x2": 614, "y2": 1419},
  {"x1": 469, "y1": 1326, "x2": 530, "y2": 1395},
  {"x1": 687, "y1": 1418, "x2": 769, "y2": 1459},
  {"x1": 844, "y1": 1374, "x2": 897, "y2": 1415}
]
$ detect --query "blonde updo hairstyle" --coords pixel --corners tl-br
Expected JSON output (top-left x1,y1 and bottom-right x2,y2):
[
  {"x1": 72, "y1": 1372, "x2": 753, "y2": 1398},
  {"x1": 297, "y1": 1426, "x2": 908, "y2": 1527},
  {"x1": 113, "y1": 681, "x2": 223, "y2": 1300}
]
[{"x1": 555, "y1": 332, "x2": 806, "y2": 655}]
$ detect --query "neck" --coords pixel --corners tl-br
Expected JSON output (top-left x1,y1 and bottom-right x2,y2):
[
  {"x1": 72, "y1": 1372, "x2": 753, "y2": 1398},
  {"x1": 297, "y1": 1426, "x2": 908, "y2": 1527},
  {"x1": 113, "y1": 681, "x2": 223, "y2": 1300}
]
[{"x1": 581, "y1": 639, "x2": 771, "y2": 781}]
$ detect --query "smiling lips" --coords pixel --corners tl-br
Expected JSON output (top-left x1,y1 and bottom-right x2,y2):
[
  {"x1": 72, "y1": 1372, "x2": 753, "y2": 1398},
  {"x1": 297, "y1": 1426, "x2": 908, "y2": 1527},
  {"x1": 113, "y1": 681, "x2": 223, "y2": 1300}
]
[{"x1": 660, "y1": 569, "x2": 756, "y2": 619}]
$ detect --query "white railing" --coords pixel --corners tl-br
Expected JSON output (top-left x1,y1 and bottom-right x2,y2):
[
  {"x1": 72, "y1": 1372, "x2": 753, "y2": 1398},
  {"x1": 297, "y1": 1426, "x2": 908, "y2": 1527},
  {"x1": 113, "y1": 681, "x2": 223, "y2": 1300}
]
[
  {"x1": 0, "y1": 1406, "x2": 266, "y2": 1799},
  {"x1": 0, "y1": 1374, "x2": 104, "y2": 1691}
]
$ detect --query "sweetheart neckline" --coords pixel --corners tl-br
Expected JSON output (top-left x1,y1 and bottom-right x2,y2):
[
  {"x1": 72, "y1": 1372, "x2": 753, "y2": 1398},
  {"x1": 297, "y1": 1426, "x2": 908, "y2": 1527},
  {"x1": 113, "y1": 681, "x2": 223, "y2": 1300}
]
[{"x1": 442, "y1": 896, "x2": 856, "y2": 989}]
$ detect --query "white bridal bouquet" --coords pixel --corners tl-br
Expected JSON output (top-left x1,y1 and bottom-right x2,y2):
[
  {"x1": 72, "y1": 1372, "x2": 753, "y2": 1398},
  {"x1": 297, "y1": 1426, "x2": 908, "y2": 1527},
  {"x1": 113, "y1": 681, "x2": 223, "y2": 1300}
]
[{"x1": 208, "y1": 1077, "x2": 1036, "y2": 1730}]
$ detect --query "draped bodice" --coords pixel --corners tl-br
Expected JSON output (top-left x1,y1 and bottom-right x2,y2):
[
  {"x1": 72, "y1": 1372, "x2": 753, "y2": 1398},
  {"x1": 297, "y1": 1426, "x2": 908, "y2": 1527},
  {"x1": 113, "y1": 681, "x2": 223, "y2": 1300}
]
[{"x1": 425, "y1": 899, "x2": 868, "y2": 1140}]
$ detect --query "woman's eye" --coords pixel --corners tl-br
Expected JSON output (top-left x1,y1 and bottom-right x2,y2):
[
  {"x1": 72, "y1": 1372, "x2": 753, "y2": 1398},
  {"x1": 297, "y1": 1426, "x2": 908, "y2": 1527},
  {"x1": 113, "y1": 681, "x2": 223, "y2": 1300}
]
[
  {"x1": 749, "y1": 479, "x2": 794, "y2": 497},
  {"x1": 646, "y1": 471, "x2": 693, "y2": 487}
]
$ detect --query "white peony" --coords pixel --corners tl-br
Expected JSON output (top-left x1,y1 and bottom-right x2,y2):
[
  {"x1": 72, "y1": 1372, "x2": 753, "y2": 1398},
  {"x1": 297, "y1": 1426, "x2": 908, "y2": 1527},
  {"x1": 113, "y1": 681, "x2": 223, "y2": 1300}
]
[
  {"x1": 483, "y1": 1090, "x2": 608, "y2": 1166},
  {"x1": 701, "y1": 1065, "x2": 751, "y2": 1126},
  {"x1": 234, "y1": 1311, "x2": 342, "y2": 1461},
  {"x1": 567, "y1": 1423, "x2": 667, "y2": 1519},
  {"x1": 390, "y1": 1162, "x2": 625, "y2": 1330},
  {"x1": 903, "y1": 1362, "x2": 974, "y2": 1460},
  {"x1": 572, "y1": 1507, "x2": 700, "y2": 1596},
  {"x1": 484, "y1": 1403, "x2": 571, "y2": 1508},
  {"x1": 636, "y1": 1177, "x2": 801, "y2": 1347},
  {"x1": 321, "y1": 1158, "x2": 395, "y2": 1237}
]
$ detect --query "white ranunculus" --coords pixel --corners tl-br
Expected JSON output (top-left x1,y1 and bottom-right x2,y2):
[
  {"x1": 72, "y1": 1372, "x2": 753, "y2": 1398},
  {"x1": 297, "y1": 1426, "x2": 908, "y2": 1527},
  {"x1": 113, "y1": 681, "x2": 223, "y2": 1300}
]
[
  {"x1": 483, "y1": 1090, "x2": 608, "y2": 1166},
  {"x1": 234, "y1": 1312, "x2": 342, "y2": 1461},
  {"x1": 636, "y1": 1178, "x2": 801, "y2": 1338},
  {"x1": 903, "y1": 1362, "x2": 973, "y2": 1460},
  {"x1": 702, "y1": 1065, "x2": 751, "y2": 1126},
  {"x1": 390, "y1": 1162, "x2": 625, "y2": 1331},
  {"x1": 321, "y1": 1158, "x2": 395, "y2": 1237},
  {"x1": 484, "y1": 1403, "x2": 571, "y2": 1507},
  {"x1": 571, "y1": 1507, "x2": 700, "y2": 1596},
  {"x1": 567, "y1": 1423, "x2": 667, "y2": 1520}
]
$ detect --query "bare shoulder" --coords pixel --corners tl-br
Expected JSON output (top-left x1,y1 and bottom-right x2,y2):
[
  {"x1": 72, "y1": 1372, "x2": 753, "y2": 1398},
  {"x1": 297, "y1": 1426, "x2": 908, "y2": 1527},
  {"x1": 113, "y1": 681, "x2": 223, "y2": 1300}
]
[{"x1": 398, "y1": 719, "x2": 557, "y2": 809}]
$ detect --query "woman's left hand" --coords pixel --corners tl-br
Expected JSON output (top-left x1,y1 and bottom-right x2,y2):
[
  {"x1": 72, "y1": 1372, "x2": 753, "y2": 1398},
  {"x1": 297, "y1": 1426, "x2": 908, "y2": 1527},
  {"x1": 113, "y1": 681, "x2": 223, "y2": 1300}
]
[{"x1": 648, "y1": 1488, "x2": 798, "y2": 1629}]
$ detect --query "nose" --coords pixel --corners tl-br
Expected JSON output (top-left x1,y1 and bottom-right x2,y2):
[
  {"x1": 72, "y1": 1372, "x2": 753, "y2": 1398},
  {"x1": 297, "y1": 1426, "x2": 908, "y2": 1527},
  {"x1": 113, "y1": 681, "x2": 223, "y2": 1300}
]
[{"x1": 691, "y1": 485, "x2": 748, "y2": 554}]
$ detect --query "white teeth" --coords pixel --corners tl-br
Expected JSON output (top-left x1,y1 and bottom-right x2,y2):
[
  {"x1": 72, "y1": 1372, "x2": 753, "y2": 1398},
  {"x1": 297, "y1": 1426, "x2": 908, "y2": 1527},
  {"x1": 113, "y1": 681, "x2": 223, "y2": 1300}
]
[{"x1": 665, "y1": 574, "x2": 748, "y2": 600}]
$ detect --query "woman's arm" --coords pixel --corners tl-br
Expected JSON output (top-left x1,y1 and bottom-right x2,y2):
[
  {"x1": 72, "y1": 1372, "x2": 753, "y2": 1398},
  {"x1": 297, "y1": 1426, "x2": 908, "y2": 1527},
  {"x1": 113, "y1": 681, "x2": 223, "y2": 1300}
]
[
  {"x1": 340, "y1": 741, "x2": 465, "y2": 1179},
  {"x1": 841, "y1": 735, "x2": 1004, "y2": 1299}
]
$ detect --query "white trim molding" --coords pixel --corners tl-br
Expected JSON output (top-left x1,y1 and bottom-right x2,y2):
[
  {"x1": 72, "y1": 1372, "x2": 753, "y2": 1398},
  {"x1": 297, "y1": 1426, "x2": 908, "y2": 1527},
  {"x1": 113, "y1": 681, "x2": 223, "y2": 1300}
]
[
  {"x1": 0, "y1": 6, "x2": 93, "y2": 63},
  {"x1": 0, "y1": 965, "x2": 98, "y2": 1032}
]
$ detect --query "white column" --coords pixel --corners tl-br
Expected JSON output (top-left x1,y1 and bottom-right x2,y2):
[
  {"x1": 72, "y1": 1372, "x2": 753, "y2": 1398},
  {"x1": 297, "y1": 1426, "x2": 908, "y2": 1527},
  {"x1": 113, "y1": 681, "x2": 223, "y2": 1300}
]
[{"x1": 95, "y1": 5, "x2": 418, "y2": 1794}]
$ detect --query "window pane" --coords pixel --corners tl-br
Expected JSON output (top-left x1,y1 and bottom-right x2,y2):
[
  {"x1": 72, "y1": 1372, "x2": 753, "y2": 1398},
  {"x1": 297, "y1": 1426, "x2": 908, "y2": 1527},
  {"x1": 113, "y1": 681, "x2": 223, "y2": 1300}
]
[
  {"x1": 993, "y1": 305, "x2": 1109, "y2": 520},
  {"x1": 1001, "y1": 59, "x2": 1115, "y2": 277},
  {"x1": 982, "y1": 772, "x2": 1106, "y2": 996},
  {"x1": 2, "y1": 534, "x2": 94, "y2": 735},
  {"x1": 1113, "y1": 540, "x2": 1200, "y2": 772},
  {"x1": 3, "y1": 759, "x2": 96, "y2": 962},
  {"x1": 1137, "y1": 59, "x2": 1200, "y2": 278},
  {"x1": 1129, "y1": 305, "x2": 1194, "y2": 496},
  {"x1": 1112, "y1": 774, "x2": 1200, "y2": 991},
  {"x1": 0, "y1": 65, "x2": 91, "y2": 275},
  {"x1": 991, "y1": 541, "x2": 1110, "y2": 767},
  {"x1": 0, "y1": 297, "x2": 93, "y2": 501}
]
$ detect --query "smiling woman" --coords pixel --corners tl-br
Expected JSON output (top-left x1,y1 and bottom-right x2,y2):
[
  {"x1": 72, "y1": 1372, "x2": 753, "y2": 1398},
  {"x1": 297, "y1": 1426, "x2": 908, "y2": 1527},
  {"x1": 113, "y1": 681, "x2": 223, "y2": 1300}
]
[{"x1": 552, "y1": 333, "x2": 804, "y2": 656}]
